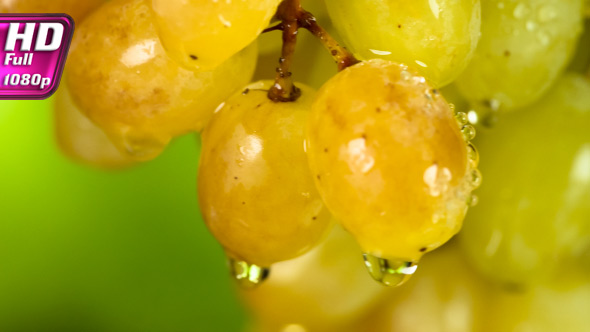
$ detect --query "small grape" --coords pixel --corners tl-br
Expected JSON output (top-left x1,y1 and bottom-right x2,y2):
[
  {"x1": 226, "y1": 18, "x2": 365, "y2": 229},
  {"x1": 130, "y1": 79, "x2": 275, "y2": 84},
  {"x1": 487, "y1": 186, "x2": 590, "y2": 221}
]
[
  {"x1": 198, "y1": 81, "x2": 332, "y2": 285},
  {"x1": 324, "y1": 0, "x2": 481, "y2": 87},
  {"x1": 54, "y1": 86, "x2": 134, "y2": 169},
  {"x1": 151, "y1": 0, "x2": 280, "y2": 71},
  {"x1": 66, "y1": 0, "x2": 256, "y2": 161},
  {"x1": 307, "y1": 59, "x2": 479, "y2": 286},
  {"x1": 456, "y1": 0, "x2": 584, "y2": 112},
  {"x1": 459, "y1": 72, "x2": 590, "y2": 285},
  {"x1": 240, "y1": 225, "x2": 387, "y2": 332},
  {"x1": 0, "y1": 0, "x2": 104, "y2": 22}
]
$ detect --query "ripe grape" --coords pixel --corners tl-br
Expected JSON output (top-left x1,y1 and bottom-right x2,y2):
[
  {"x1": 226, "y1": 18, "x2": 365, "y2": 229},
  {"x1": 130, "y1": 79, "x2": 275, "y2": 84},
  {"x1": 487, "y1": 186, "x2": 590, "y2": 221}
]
[
  {"x1": 151, "y1": 0, "x2": 280, "y2": 71},
  {"x1": 324, "y1": 0, "x2": 481, "y2": 87},
  {"x1": 240, "y1": 225, "x2": 387, "y2": 332},
  {"x1": 198, "y1": 81, "x2": 332, "y2": 286},
  {"x1": 66, "y1": 0, "x2": 256, "y2": 161},
  {"x1": 53, "y1": 86, "x2": 134, "y2": 169},
  {"x1": 357, "y1": 244, "x2": 491, "y2": 332},
  {"x1": 456, "y1": 0, "x2": 583, "y2": 112},
  {"x1": 0, "y1": 0, "x2": 103, "y2": 22},
  {"x1": 484, "y1": 269, "x2": 590, "y2": 332},
  {"x1": 307, "y1": 59, "x2": 479, "y2": 286},
  {"x1": 459, "y1": 72, "x2": 590, "y2": 285}
]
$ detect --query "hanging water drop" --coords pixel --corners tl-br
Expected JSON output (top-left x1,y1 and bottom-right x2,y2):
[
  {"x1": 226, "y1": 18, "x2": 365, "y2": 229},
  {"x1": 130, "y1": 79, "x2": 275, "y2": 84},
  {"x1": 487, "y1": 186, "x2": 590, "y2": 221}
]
[
  {"x1": 467, "y1": 143, "x2": 479, "y2": 168},
  {"x1": 455, "y1": 112, "x2": 468, "y2": 126},
  {"x1": 228, "y1": 257, "x2": 270, "y2": 288},
  {"x1": 362, "y1": 253, "x2": 417, "y2": 287},
  {"x1": 461, "y1": 124, "x2": 476, "y2": 141}
]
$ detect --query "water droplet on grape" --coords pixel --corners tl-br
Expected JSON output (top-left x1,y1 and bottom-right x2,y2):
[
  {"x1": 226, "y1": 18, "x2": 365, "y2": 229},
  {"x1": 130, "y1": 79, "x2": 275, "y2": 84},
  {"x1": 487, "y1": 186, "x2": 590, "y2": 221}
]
[
  {"x1": 362, "y1": 253, "x2": 418, "y2": 287},
  {"x1": 468, "y1": 194, "x2": 479, "y2": 207},
  {"x1": 400, "y1": 70, "x2": 411, "y2": 81},
  {"x1": 455, "y1": 112, "x2": 468, "y2": 126},
  {"x1": 461, "y1": 125, "x2": 476, "y2": 141},
  {"x1": 470, "y1": 168, "x2": 482, "y2": 188},
  {"x1": 467, "y1": 143, "x2": 479, "y2": 167},
  {"x1": 228, "y1": 257, "x2": 270, "y2": 288},
  {"x1": 449, "y1": 103, "x2": 456, "y2": 113}
]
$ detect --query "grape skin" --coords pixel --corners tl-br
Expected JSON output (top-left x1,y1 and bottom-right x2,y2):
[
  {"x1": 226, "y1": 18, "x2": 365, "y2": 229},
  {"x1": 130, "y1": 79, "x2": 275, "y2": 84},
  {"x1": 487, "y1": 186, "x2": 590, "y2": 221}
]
[
  {"x1": 307, "y1": 59, "x2": 475, "y2": 263},
  {"x1": 53, "y1": 86, "x2": 135, "y2": 169},
  {"x1": 324, "y1": 0, "x2": 481, "y2": 88},
  {"x1": 459, "y1": 73, "x2": 590, "y2": 285},
  {"x1": 151, "y1": 0, "x2": 280, "y2": 71},
  {"x1": 66, "y1": 0, "x2": 256, "y2": 161},
  {"x1": 456, "y1": 0, "x2": 583, "y2": 112},
  {"x1": 198, "y1": 81, "x2": 332, "y2": 268}
]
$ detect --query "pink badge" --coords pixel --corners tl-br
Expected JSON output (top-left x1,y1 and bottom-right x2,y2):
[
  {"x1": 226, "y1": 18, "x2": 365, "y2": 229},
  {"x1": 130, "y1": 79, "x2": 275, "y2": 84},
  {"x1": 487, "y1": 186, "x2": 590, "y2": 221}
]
[{"x1": 0, "y1": 14, "x2": 73, "y2": 100}]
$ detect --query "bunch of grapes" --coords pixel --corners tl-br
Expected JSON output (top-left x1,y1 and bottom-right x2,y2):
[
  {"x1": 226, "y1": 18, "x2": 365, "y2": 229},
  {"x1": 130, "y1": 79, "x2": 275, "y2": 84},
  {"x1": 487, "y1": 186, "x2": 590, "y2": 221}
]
[{"x1": 16, "y1": 0, "x2": 590, "y2": 330}]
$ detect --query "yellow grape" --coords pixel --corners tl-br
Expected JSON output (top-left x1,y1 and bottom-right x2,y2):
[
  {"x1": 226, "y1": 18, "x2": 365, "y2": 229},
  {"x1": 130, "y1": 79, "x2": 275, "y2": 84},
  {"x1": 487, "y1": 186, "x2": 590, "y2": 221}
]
[
  {"x1": 66, "y1": 0, "x2": 256, "y2": 161},
  {"x1": 307, "y1": 59, "x2": 479, "y2": 286},
  {"x1": 54, "y1": 86, "x2": 134, "y2": 169},
  {"x1": 0, "y1": 0, "x2": 103, "y2": 22},
  {"x1": 240, "y1": 225, "x2": 387, "y2": 332},
  {"x1": 456, "y1": 0, "x2": 583, "y2": 112},
  {"x1": 198, "y1": 81, "x2": 332, "y2": 286},
  {"x1": 151, "y1": 0, "x2": 280, "y2": 71},
  {"x1": 324, "y1": 0, "x2": 481, "y2": 87},
  {"x1": 357, "y1": 243, "x2": 491, "y2": 332}
]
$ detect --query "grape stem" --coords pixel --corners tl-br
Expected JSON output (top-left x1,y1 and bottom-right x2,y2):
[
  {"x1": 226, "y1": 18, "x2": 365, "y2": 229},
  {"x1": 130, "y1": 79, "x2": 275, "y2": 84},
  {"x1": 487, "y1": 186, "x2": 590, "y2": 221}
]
[{"x1": 267, "y1": 0, "x2": 359, "y2": 102}]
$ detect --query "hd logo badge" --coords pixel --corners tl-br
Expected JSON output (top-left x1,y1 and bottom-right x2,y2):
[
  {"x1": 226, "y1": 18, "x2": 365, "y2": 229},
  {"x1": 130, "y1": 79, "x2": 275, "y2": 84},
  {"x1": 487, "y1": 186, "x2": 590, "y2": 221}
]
[{"x1": 0, "y1": 14, "x2": 73, "y2": 99}]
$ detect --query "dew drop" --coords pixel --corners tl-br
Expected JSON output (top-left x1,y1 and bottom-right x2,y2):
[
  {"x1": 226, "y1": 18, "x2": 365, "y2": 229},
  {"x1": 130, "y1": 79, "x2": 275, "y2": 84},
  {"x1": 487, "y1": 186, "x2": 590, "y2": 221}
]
[
  {"x1": 461, "y1": 125, "x2": 476, "y2": 141},
  {"x1": 449, "y1": 103, "x2": 456, "y2": 113},
  {"x1": 455, "y1": 112, "x2": 468, "y2": 126},
  {"x1": 470, "y1": 168, "x2": 482, "y2": 188},
  {"x1": 468, "y1": 194, "x2": 479, "y2": 207},
  {"x1": 467, "y1": 143, "x2": 479, "y2": 167},
  {"x1": 228, "y1": 257, "x2": 270, "y2": 288},
  {"x1": 400, "y1": 70, "x2": 412, "y2": 81},
  {"x1": 362, "y1": 253, "x2": 417, "y2": 287}
]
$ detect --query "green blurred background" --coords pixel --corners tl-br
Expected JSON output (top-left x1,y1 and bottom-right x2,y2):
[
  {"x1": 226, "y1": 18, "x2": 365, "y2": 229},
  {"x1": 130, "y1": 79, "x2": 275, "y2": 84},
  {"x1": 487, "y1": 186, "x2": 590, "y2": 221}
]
[{"x1": 0, "y1": 99, "x2": 246, "y2": 331}]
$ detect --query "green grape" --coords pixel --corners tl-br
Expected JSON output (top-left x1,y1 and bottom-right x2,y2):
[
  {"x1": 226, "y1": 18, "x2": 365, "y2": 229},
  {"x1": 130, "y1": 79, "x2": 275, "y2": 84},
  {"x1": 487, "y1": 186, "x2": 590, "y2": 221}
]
[
  {"x1": 456, "y1": 0, "x2": 583, "y2": 112},
  {"x1": 151, "y1": 0, "x2": 280, "y2": 71},
  {"x1": 241, "y1": 225, "x2": 387, "y2": 332},
  {"x1": 54, "y1": 86, "x2": 135, "y2": 169},
  {"x1": 357, "y1": 243, "x2": 491, "y2": 332},
  {"x1": 484, "y1": 269, "x2": 590, "y2": 332},
  {"x1": 198, "y1": 81, "x2": 332, "y2": 287},
  {"x1": 0, "y1": 0, "x2": 103, "y2": 22},
  {"x1": 459, "y1": 72, "x2": 590, "y2": 285},
  {"x1": 324, "y1": 0, "x2": 481, "y2": 87},
  {"x1": 307, "y1": 59, "x2": 479, "y2": 286},
  {"x1": 66, "y1": 0, "x2": 256, "y2": 161}
]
